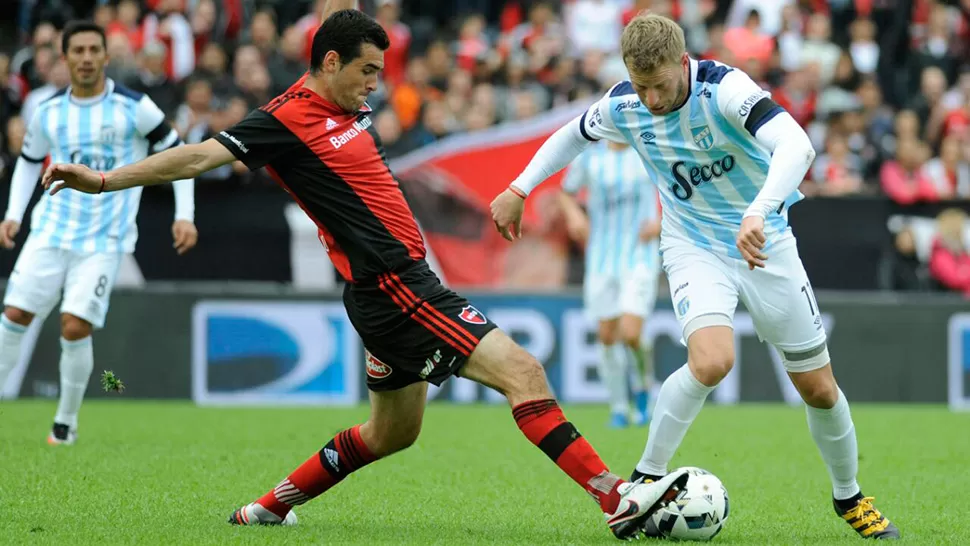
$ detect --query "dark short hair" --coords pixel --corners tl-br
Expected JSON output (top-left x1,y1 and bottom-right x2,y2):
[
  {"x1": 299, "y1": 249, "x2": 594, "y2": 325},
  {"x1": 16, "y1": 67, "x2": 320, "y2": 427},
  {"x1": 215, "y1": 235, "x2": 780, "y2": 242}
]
[
  {"x1": 310, "y1": 10, "x2": 390, "y2": 74},
  {"x1": 61, "y1": 20, "x2": 106, "y2": 54}
]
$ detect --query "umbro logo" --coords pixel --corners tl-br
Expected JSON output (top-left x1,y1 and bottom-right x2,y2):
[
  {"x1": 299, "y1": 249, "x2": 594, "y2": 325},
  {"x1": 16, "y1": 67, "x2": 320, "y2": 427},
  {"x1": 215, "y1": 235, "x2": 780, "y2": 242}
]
[
  {"x1": 324, "y1": 447, "x2": 339, "y2": 471},
  {"x1": 640, "y1": 130, "x2": 655, "y2": 144},
  {"x1": 326, "y1": 118, "x2": 338, "y2": 130}
]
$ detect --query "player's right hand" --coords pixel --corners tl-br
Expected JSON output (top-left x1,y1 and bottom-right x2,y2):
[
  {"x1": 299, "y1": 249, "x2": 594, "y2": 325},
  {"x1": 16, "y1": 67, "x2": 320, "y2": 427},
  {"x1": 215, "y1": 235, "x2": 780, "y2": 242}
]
[
  {"x1": 737, "y1": 216, "x2": 767, "y2": 270},
  {"x1": 491, "y1": 188, "x2": 526, "y2": 241},
  {"x1": 0, "y1": 220, "x2": 20, "y2": 249},
  {"x1": 566, "y1": 216, "x2": 589, "y2": 245},
  {"x1": 42, "y1": 163, "x2": 102, "y2": 195}
]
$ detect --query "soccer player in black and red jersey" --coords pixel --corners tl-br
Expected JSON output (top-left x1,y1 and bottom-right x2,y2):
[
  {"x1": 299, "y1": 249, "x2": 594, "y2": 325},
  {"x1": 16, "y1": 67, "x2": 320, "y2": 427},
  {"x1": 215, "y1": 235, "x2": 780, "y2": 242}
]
[{"x1": 41, "y1": 2, "x2": 688, "y2": 539}]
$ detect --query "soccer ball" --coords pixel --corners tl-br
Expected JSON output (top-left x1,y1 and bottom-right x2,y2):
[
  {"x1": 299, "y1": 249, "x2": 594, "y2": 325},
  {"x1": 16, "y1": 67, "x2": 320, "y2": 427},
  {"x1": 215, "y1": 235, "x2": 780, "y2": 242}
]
[{"x1": 643, "y1": 466, "x2": 730, "y2": 541}]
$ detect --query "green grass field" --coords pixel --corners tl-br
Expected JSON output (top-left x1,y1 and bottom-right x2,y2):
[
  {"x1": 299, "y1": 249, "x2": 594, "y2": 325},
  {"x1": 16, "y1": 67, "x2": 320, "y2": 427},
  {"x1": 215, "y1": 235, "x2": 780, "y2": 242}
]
[{"x1": 1, "y1": 401, "x2": 968, "y2": 545}]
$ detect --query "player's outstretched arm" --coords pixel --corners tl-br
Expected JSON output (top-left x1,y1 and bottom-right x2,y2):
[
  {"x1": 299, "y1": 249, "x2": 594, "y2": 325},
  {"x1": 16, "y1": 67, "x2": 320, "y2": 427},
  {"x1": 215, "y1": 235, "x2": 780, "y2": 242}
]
[
  {"x1": 491, "y1": 116, "x2": 593, "y2": 241},
  {"x1": 42, "y1": 139, "x2": 236, "y2": 196}
]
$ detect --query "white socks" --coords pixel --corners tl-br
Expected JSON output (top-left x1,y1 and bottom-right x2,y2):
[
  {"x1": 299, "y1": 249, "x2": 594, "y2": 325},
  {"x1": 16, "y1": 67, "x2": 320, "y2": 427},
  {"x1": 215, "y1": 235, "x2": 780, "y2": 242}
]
[
  {"x1": 599, "y1": 343, "x2": 629, "y2": 414},
  {"x1": 635, "y1": 364, "x2": 713, "y2": 476},
  {"x1": 806, "y1": 388, "x2": 861, "y2": 500},
  {"x1": 54, "y1": 336, "x2": 94, "y2": 429},
  {"x1": 0, "y1": 316, "x2": 27, "y2": 394}
]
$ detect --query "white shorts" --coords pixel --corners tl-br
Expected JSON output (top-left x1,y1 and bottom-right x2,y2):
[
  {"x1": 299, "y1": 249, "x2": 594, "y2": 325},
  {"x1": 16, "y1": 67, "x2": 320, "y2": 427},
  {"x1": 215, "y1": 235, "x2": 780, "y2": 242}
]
[
  {"x1": 583, "y1": 264, "x2": 659, "y2": 322},
  {"x1": 664, "y1": 242, "x2": 827, "y2": 369},
  {"x1": 4, "y1": 236, "x2": 123, "y2": 329}
]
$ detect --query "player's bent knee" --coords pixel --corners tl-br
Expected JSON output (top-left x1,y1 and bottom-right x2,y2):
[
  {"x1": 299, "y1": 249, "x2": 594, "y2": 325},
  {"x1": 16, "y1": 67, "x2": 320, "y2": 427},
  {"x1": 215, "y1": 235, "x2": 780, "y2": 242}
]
[
  {"x1": 686, "y1": 318, "x2": 735, "y2": 386},
  {"x1": 497, "y1": 351, "x2": 549, "y2": 403},
  {"x1": 461, "y1": 330, "x2": 553, "y2": 404},
  {"x1": 3, "y1": 306, "x2": 34, "y2": 326},
  {"x1": 60, "y1": 314, "x2": 93, "y2": 341}
]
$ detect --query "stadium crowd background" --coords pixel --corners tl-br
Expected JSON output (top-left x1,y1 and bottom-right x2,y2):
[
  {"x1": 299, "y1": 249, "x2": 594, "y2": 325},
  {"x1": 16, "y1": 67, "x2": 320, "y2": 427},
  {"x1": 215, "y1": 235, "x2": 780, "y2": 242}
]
[{"x1": 0, "y1": 0, "x2": 969, "y2": 295}]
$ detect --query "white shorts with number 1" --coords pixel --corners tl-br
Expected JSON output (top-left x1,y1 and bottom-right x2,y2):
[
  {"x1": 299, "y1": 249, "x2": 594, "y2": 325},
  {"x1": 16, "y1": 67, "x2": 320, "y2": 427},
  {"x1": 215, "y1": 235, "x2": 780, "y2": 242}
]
[
  {"x1": 664, "y1": 241, "x2": 828, "y2": 373},
  {"x1": 4, "y1": 235, "x2": 122, "y2": 329}
]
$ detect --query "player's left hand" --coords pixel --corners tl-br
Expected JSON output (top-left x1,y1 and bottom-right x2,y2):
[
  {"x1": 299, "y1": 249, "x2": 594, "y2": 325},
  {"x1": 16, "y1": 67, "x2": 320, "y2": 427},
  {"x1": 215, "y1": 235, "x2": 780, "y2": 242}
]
[
  {"x1": 737, "y1": 216, "x2": 767, "y2": 270},
  {"x1": 639, "y1": 220, "x2": 661, "y2": 242},
  {"x1": 491, "y1": 188, "x2": 525, "y2": 242},
  {"x1": 172, "y1": 220, "x2": 198, "y2": 255},
  {"x1": 42, "y1": 163, "x2": 102, "y2": 195}
]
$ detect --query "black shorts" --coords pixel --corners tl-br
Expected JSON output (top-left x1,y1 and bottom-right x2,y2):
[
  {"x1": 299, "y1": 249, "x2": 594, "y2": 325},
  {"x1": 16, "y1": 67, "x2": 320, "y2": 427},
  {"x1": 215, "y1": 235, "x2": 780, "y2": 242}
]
[{"x1": 344, "y1": 261, "x2": 498, "y2": 392}]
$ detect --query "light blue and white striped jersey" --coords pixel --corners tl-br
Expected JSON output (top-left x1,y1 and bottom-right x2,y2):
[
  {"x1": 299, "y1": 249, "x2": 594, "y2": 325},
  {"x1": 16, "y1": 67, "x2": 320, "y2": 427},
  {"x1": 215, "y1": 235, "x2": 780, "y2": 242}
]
[
  {"x1": 580, "y1": 59, "x2": 803, "y2": 260},
  {"x1": 19, "y1": 78, "x2": 187, "y2": 253},
  {"x1": 561, "y1": 142, "x2": 659, "y2": 277}
]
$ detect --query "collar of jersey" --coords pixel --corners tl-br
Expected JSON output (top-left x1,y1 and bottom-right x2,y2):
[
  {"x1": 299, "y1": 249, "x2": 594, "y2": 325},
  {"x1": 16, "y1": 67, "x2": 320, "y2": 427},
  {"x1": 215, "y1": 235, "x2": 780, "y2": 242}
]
[
  {"x1": 297, "y1": 83, "x2": 373, "y2": 116},
  {"x1": 67, "y1": 77, "x2": 113, "y2": 106}
]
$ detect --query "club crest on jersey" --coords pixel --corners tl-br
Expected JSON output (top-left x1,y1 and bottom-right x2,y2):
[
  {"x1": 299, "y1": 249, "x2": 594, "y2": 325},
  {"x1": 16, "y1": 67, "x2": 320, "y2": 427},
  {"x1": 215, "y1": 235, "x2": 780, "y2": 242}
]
[
  {"x1": 676, "y1": 296, "x2": 690, "y2": 317},
  {"x1": 458, "y1": 305, "x2": 486, "y2": 325},
  {"x1": 691, "y1": 125, "x2": 714, "y2": 150},
  {"x1": 100, "y1": 125, "x2": 115, "y2": 144},
  {"x1": 364, "y1": 350, "x2": 392, "y2": 380}
]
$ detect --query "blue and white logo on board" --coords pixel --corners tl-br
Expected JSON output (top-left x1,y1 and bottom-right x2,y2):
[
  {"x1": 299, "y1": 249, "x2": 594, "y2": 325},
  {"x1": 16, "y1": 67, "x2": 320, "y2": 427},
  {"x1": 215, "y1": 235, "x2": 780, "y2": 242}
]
[
  {"x1": 947, "y1": 313, "x2": 970, "y2": 411},
  {"x1": 192, "y1": 301, "x2": 360, "y2": 406}
]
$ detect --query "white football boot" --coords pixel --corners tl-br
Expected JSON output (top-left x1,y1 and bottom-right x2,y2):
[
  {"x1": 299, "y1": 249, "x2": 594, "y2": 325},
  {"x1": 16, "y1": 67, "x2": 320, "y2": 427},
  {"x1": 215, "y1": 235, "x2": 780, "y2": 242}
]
[
  {"x1": 605, "y1": 469, "x2": 690, "y2": 540},
  {"x1": 228, "y1": 502, "x2": 298, "y2": 526}
]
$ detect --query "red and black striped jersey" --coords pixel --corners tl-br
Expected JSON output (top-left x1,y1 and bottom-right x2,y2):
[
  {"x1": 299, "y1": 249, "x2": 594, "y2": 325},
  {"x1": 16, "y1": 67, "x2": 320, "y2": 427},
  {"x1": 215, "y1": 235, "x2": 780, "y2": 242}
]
[{"x1": 214, "y1": 78, "x2": 426, "y2": 284}]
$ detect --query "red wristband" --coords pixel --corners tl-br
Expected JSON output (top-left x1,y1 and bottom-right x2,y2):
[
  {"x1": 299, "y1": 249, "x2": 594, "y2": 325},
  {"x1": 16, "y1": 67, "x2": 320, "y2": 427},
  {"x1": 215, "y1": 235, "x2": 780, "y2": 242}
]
[
  {"x1": 98, "y1": 172, "x2": 106, "y2": 194},
  {"x1": 508, "y1": 185, "x2": 527, "y2": 199}
]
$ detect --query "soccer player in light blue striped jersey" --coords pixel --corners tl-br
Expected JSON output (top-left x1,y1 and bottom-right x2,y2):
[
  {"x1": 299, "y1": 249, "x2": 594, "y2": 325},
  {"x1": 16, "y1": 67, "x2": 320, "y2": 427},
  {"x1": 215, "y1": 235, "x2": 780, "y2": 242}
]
[
  {"x1": 558, "y1": 140, "x2": 660, "y2": 428},
  {"x1": 0, "y1": 22, "x2": 198, "y2": 446},
  {"x1": 492, "y1": 13, "x2": 899, "y2": 540}
]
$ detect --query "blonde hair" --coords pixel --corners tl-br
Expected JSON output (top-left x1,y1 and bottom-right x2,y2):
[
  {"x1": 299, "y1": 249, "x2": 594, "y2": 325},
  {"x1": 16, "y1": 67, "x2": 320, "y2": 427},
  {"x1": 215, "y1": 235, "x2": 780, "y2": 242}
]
[
  {"x1": 621, "y1": 14, "x2": 686, "y2": 74},
  {"x1": 937, "y1": 207, "x2": 968, "y2": 245}
]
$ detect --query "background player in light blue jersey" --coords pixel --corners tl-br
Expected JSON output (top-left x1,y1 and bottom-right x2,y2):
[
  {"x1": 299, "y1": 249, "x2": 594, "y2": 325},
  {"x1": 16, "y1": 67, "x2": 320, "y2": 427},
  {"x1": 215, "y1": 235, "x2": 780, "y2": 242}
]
[
  {"x1": 0, "y1": 22, "x2": 198, "y2": 445},
  {"x1": 559, "y1": 140, "x2": 660, "y2": 428},
  {"x1": 492, "y1": 13, "x2": 899, "y2": 541}
]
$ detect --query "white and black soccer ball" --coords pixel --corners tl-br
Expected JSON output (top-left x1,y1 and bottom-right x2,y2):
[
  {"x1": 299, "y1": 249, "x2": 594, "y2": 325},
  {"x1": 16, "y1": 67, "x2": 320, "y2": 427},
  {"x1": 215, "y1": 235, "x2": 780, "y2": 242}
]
[{"x1": 643, "y1": 466, "x2": 730, "y2": 541}]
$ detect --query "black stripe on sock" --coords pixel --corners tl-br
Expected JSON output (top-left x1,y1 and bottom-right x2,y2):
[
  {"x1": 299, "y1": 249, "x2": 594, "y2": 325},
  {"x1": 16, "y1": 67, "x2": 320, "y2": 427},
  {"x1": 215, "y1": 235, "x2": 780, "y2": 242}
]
[
  {"x1": 340, "y1": 430, "x2": 363, "y2": 470},
  {"x1": 513, "y1": 399, "x2": 557, "y2": 422},
  {"x1": 537, "y1": 422, "x2": 582, "y2": 461}
]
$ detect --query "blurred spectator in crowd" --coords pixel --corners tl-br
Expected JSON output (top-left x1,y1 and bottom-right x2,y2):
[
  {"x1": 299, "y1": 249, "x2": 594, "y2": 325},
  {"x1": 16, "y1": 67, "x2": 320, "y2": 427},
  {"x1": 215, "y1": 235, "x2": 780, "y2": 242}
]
[
  {"x1": 106, "y1": 0, "x2": 144, "y2": 51},
  {"x1": 0, "y1": 54, "x2": 20, "y2": 148},
  {"x1": 194, "y1": 43, "x2": 234, "y2": 98},
  {"x1": 567, "y1": 0, "x2": 623, "y2": 57},
  {"x1": 0, "y1": 115, "x2": 25, "y2": 187},
  {"x1": 127, "y1": 41, "x2": 181, "y2": 118},
  {"x1": 723, "y1": 9, "x2": 773, "y2": 66},
  {"x1": 881, "y1": 136, "x2": 933, "y2": 205},
  {"x1": 141, "y1": 0, "x2": 195, "y2": 81},
  {"x1": 105, "y1": 31, "x2": 139, "y2": 85},
  {"x1": 247, "y1": 9, "x2": 279, "y2": 59},
  {"x1": 375, "y1": 0, "x2": 411, "y2": 88},
  {"x1": 848, "y1": 18, "x2": 879, "y2": 76},
  {"x1": 269, "y1": 27, "x2": 308, "y2": 97},
  {"x1": 21, "y1": 56, "x2": 68, "y2": 124},
  {"x1": 908, "y1": 66, "x2": 948, "y2": 140},
  {"x1": 921, "y1": 135, "x2": 970, "y2": 200},
  {"x1": 884, "y1": 224, "x2": 923, "y2": 291},
  {"x1": 800, "y1": 13, "x2": 841, "y2": 86},
  {"x1": 10, "y1": 21, "x2": 57, "y2": 92},
  {"x1": 929, "y1": 208, "x2": 970, "y2": 297},
  {"x1": 808, "y1": 132, "x2": 864, "y2": 196}
]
